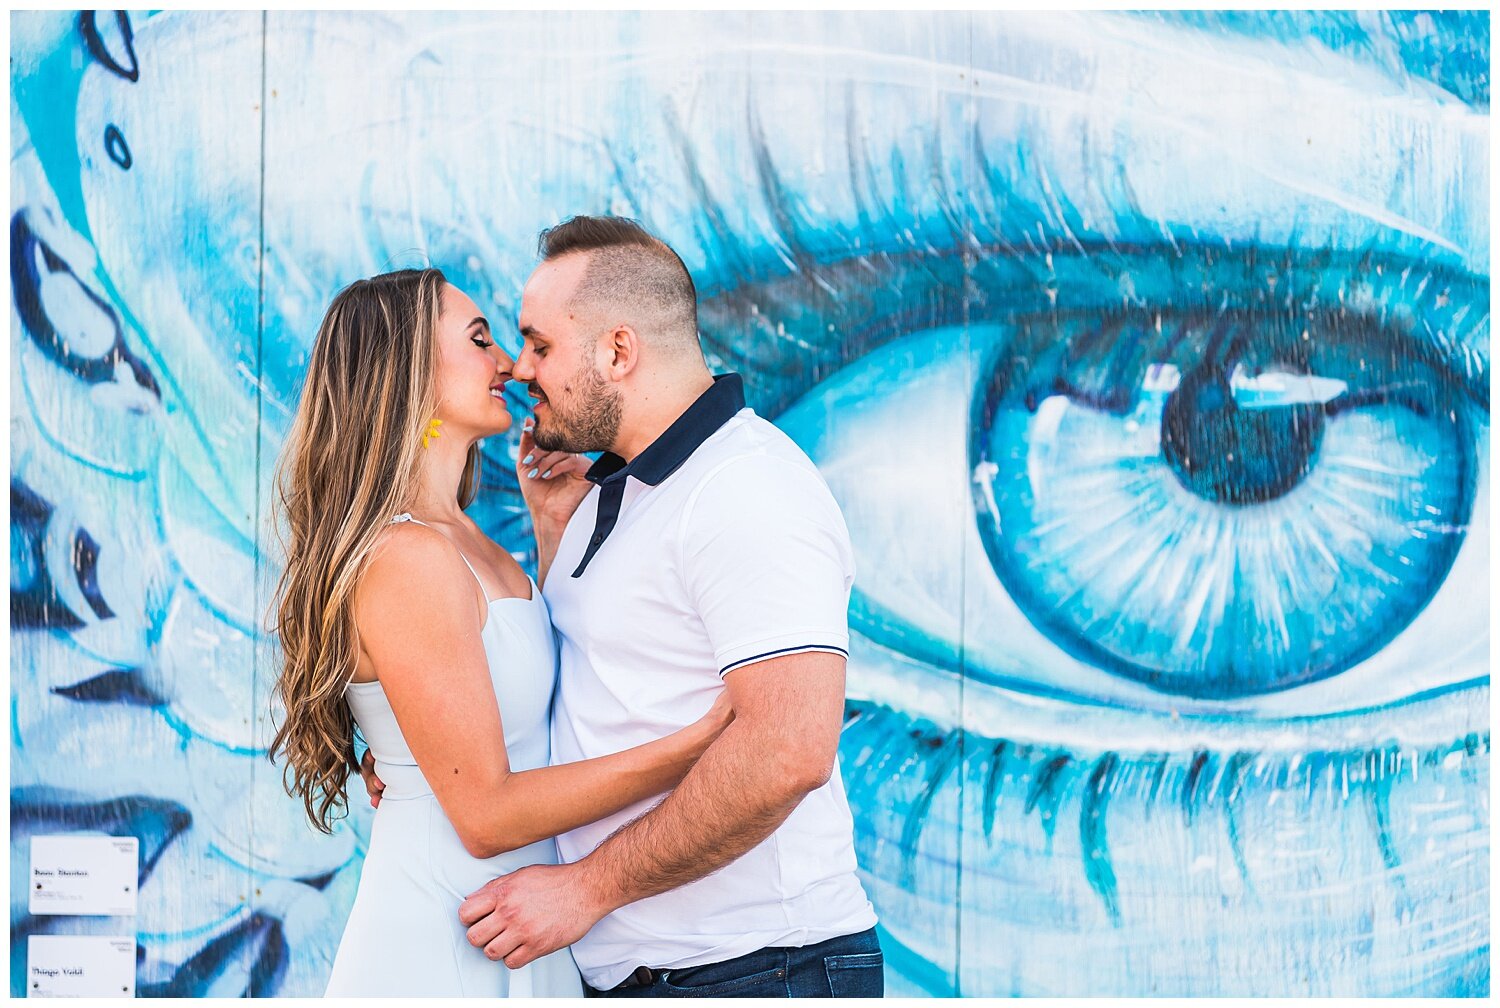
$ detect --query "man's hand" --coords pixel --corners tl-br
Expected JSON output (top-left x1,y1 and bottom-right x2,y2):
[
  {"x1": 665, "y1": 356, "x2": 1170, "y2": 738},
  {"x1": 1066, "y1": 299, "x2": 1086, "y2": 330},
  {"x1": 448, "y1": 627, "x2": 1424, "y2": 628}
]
[
  {"x1": 359, "y1": 749, "x2": 385, "y2": 809},
  {"x1": 516, "y1": 420, "x2": 592, "y2": 534},
  {"x1": 459, "y1": 863, "x2": 605, "y2": 968}
]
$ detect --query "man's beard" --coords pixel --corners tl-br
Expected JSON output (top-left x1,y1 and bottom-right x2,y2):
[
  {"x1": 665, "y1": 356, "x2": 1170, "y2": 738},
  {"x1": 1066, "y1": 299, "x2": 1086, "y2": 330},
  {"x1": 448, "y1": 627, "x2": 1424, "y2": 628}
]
[{"x1": 530, "y1": 360, "x2": 623, "y2": 454}]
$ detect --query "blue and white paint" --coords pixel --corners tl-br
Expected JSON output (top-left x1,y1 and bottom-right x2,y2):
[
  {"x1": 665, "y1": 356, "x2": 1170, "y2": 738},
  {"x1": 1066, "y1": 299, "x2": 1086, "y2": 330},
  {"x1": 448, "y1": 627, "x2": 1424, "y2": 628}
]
[{"x1": 10, "y1": 10, "x2": 1489, "y2": 996}]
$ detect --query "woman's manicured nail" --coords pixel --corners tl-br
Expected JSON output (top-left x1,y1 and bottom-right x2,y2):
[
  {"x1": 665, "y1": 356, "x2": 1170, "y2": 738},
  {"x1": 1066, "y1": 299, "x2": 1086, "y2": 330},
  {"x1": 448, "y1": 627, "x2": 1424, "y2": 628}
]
[
  {"x1": 528, "y1": 468, "x2": 539, "y2": 479},
  {"x1": 522, "y1": 454, "x2": 534, "y2": 465},
  {"x1": 542, "y1": 469, "x2": 552, "y2": 479}
]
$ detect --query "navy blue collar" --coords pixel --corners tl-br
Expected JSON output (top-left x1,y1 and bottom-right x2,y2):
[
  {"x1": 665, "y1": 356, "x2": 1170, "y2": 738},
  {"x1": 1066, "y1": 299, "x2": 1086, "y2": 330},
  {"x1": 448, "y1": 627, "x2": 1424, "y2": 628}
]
[{"x1": 585, "y1": 373, "x2": 745, "y2": 487}]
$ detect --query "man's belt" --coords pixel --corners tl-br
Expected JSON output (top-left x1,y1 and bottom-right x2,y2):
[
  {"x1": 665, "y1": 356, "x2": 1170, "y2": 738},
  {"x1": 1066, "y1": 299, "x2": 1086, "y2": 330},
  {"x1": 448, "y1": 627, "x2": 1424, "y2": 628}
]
[{"x1": 612, "y1": 965, "x2": 660, "y2": 990}]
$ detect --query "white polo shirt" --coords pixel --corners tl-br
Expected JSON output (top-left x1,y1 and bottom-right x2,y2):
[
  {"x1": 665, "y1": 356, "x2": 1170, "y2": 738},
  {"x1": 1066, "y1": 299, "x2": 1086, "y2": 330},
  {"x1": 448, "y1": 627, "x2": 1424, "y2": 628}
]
[{"x1": 543, "y1": 374, "x2": 876, "y2": 990}]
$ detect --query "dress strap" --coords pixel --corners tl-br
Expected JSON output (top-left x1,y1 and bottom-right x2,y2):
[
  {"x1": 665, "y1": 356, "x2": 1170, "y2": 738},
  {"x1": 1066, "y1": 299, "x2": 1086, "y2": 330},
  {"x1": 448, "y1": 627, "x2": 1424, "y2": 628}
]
[{"x1": 389, "y1": 513, "x2": 491, "y2": 602}]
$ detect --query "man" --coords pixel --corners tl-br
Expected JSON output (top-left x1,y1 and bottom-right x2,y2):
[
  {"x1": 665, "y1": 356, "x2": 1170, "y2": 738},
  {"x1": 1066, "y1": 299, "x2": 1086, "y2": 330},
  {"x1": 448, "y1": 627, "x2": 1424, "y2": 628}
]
[{"x1": 457, "y1": 215, "x2": 880, "y2": 997}]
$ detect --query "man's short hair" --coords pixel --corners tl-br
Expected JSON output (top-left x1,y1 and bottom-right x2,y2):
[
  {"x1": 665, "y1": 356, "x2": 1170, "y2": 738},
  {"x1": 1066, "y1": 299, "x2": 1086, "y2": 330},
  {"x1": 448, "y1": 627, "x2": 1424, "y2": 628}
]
[{"x1": 537, "y1": 215, "x2": 700, "y2": 353}]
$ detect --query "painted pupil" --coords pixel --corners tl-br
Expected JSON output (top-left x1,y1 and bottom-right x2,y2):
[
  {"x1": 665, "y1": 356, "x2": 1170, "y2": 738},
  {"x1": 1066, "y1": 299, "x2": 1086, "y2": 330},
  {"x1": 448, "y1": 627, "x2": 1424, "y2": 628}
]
[{"x1": 1160, "y1": 363, "x2": 1325, "y2": 505}]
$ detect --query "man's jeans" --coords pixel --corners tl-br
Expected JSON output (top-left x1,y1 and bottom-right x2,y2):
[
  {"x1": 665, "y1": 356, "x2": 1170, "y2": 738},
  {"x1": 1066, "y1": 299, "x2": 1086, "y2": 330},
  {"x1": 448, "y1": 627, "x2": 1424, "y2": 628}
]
[{"x1": 584, "y1": 928, "x2": 884, "y2": 998}]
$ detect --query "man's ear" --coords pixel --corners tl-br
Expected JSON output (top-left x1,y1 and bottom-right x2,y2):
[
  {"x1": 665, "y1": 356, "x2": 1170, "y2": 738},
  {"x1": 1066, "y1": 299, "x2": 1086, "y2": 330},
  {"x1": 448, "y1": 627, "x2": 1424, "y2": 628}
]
[{"x1": 603, "y1": 323, "x2": 639, "y2": 379}]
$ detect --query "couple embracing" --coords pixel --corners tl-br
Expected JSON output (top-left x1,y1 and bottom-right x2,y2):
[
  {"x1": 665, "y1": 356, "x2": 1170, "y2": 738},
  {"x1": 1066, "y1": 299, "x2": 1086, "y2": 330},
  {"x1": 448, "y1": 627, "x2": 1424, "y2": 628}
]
[{"x1": 269, "y1": 216, "x2": 882, "y2": 997}]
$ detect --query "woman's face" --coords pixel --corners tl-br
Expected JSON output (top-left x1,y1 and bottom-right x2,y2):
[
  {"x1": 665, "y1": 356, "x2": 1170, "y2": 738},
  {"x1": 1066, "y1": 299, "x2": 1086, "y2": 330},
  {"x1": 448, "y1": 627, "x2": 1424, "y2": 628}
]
[{"x1": 432, "y1": 282, "x2": 514, "y2": 441}]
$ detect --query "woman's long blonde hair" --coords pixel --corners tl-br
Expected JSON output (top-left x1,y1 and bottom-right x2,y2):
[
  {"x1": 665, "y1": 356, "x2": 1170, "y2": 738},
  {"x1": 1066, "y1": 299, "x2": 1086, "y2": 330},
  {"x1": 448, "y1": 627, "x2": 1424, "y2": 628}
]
[{"x1": 269, "y1": 268, "x2": 481, "y2": 832}]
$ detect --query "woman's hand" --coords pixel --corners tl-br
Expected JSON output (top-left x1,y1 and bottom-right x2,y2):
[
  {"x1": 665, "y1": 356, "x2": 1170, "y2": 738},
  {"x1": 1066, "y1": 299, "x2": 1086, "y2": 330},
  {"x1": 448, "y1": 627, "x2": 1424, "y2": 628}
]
[
  {"x1": 359, "y1": 749, "x2": 385, "y2": 808},
  {"x1": 515, "y1": 420, "x2": 593, "y2": 536}
]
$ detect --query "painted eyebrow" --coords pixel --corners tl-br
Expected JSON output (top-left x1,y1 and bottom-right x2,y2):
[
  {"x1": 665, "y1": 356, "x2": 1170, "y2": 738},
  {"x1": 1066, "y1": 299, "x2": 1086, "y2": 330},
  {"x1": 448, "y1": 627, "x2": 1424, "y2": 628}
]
[{"x1": 467, "y1": 316, "x2": 490, "y2": 333}]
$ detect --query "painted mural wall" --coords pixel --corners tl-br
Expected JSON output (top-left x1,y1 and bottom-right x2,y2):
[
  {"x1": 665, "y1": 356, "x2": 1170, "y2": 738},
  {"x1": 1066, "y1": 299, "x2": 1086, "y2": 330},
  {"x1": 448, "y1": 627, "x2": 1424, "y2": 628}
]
[{"x1": 9, "y1": 10, "x2": 1490, "y2": 997}]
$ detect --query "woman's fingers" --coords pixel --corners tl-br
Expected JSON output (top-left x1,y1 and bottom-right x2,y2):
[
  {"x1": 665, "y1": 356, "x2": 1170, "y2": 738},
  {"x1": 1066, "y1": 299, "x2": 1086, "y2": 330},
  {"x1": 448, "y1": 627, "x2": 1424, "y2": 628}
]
[
  {"x1": 523, "y1": 451, "x2": 586, "y2": 480},
  {"x1": 515, "y1": 418, "x2": 588, "y2": 481},
  {"x1": 516, "y1": 423, "x2": 537, "y2": 470},
  {"x1": 359, "y1": 750, "x2": 385, "y2": 807},
  {"x1": 549, "y1": 454, "x2": 592, "y2": 477}
]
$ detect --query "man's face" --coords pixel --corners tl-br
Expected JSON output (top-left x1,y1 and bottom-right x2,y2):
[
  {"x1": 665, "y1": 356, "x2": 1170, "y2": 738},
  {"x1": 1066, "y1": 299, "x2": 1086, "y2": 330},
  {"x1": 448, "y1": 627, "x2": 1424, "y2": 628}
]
[{"x1": 514, "y1": 252, "x2": 623, "y2": 454}]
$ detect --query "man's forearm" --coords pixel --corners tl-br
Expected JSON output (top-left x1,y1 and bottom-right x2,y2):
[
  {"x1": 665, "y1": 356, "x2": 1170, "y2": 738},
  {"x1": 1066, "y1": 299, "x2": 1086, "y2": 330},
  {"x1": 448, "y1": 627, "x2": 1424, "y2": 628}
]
[{"x1": 574, "y1": 718, "x2": 815, "y2": 913}]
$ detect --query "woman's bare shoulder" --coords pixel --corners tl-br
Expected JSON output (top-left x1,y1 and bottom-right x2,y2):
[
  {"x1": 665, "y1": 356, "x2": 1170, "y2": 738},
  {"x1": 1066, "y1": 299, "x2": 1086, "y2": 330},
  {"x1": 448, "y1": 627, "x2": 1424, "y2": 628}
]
[{"x1": 358, "y1": 522, "x2": 474, "y2": 611}]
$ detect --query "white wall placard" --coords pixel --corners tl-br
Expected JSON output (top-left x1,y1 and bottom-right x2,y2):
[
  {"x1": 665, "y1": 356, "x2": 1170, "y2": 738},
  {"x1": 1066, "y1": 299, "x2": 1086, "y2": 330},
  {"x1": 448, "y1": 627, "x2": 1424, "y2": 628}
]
[
  {"x1": 29, "y1": 835, "x2": 139, "y2": 916},
  {"x1": 26, "y1": 935, "x2": 136, "y2": 997}
]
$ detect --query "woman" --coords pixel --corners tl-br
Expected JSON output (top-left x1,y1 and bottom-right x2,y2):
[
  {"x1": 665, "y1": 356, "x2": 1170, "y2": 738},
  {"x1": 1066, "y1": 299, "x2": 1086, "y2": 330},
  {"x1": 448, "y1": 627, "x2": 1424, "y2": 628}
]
[{"x1": 268, "y1": 269, "x2": 728, "y2": 996}]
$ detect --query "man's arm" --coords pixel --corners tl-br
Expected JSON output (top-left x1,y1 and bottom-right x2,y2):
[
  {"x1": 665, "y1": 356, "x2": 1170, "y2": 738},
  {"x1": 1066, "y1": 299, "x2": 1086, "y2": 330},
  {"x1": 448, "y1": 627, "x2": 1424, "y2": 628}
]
[
  {"x1": 457, "y1": 650, "x2": 846, "y2": 968},
  {"x1": 581, "y1": 649, "x2": 844, "y2": 902}
]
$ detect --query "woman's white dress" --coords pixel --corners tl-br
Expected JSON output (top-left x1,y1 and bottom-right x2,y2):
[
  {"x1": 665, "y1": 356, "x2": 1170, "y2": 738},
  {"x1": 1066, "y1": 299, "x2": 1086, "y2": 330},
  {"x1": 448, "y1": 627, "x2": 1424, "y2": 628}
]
[{"x1": 324, "y1": 515, "x2": 584, "y2": 997}]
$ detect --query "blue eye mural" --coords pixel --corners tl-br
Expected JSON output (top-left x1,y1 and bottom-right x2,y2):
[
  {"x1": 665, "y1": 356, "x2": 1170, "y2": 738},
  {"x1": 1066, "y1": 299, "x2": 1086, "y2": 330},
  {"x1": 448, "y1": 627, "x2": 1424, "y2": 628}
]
[{"x1": 10, "y1": 10, "x2": 1489, "y2": 997}]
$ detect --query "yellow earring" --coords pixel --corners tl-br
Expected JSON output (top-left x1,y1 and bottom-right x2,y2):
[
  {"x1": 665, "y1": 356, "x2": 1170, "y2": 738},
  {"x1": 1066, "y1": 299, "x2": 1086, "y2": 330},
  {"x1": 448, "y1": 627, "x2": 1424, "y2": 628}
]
[{"x1": 422, "y1": 418, "x2": 443, "y2": 449}]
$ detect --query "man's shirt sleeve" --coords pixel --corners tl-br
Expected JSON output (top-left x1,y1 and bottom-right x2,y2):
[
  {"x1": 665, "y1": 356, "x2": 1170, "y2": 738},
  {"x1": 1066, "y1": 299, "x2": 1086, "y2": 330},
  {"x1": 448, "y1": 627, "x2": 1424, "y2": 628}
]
[{"x1": 679, "y1": 454, "x2": 855, "y2": 676}]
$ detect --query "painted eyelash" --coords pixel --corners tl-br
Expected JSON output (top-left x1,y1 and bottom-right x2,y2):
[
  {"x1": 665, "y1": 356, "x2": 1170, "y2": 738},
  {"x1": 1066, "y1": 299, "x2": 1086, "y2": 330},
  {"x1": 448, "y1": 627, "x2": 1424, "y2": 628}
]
[
  {"x1": 697, "y1": 246, "x2": 1485, "y2": 429},
  {"x1": 841, "y1": 699, "x2": 1491, "y2": 935},
  {"x1": 664, "y1": 95, "x2": 1182, "y2": 300},
  {"x1": 662, "y1": 105, "x2": 1488, "y2": 427}
]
